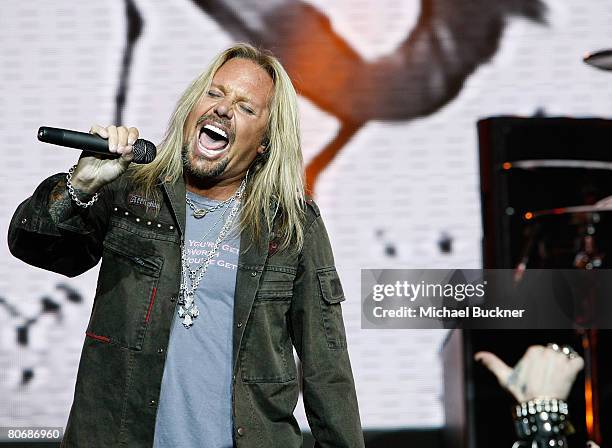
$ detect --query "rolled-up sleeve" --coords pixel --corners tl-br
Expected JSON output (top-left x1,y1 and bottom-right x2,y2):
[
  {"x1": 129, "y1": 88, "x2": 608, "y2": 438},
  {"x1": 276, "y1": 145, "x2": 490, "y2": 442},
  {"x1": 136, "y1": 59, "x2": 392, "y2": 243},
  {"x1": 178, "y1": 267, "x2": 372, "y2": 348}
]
[{"x1": 8, "y1": 173, "x2": 112, "y2": 277}]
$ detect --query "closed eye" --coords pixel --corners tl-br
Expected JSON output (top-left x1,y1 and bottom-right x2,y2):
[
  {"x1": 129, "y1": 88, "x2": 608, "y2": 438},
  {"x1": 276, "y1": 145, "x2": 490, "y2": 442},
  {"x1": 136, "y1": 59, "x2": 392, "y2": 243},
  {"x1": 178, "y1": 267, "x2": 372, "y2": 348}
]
[
  {"x1": 207, "y1": 90, "x2": 222, "y2": 98},
  {"x1": 240, "y1": 104, "x2": 255, "y2": 115}
]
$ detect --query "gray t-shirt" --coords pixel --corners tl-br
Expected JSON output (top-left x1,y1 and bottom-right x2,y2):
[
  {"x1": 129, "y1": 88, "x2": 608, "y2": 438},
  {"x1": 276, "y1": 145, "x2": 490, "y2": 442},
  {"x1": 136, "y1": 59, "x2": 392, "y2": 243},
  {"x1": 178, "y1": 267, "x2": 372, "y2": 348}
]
[{"x1": 153, "y1": 191, "x2": 240, "y2": 448}]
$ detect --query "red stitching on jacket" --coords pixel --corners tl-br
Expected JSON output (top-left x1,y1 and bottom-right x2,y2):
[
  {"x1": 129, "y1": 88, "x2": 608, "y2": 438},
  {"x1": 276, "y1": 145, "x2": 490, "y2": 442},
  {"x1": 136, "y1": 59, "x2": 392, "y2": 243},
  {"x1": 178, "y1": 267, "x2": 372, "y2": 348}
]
[
  {"x1": 86, "y1": 332, "x2": 111, "y2": 343},
  {"x1": 145, "y1": 287, "x2": 157, "y2": 323}
]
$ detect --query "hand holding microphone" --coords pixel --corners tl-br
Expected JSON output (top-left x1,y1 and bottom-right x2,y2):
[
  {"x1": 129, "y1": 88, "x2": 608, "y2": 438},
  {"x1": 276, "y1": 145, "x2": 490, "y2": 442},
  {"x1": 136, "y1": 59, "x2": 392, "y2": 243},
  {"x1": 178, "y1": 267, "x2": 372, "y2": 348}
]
[{"x1": 38, "y1": 125, "x2": 156, "y2": 194}]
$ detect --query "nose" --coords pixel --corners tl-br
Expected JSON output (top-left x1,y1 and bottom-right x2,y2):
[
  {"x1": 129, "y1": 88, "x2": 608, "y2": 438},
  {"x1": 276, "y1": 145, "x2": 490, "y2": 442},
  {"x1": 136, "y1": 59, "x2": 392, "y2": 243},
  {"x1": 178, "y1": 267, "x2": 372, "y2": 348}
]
[{"x1": 214, "y1": 97, "x2": 234, "y2": 119}]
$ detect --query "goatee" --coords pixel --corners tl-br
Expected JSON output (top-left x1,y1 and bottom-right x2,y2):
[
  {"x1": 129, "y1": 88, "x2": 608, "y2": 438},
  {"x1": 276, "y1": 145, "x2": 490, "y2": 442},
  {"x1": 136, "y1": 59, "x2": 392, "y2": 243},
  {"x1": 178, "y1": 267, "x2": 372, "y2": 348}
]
[{"x1": 182, "y1": 143, "x2": 229, "y2": 179}]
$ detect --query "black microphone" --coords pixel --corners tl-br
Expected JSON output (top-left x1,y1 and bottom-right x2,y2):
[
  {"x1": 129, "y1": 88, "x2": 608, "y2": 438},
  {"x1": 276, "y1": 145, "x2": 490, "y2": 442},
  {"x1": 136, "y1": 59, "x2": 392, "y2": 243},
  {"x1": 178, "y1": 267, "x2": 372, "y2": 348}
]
[{"x1": 37, "y1": 126, "x2": 157, "y2": 164}]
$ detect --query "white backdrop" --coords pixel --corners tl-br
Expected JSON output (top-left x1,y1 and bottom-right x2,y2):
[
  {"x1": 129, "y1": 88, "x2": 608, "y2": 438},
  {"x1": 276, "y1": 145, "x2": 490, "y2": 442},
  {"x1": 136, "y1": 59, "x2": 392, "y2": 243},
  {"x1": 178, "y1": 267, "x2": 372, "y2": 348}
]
[{"x1": 1, "y1": 0, "x2": 612, "y2": 434}]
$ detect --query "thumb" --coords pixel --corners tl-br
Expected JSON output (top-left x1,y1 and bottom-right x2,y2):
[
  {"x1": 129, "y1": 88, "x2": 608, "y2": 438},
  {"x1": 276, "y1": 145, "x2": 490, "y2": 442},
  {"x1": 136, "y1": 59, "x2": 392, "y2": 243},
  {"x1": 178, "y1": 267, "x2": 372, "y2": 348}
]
[{"x1": 475, "y1": 351, "x2": 513, "y2": 385}]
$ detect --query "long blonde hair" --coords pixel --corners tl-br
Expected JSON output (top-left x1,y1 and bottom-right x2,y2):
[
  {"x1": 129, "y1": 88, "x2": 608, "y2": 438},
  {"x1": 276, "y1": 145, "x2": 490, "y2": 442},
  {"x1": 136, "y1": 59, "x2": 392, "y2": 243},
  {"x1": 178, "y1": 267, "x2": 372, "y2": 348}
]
[{"x1": 129, "y1": 43, "x2": 305, "y2": 250}]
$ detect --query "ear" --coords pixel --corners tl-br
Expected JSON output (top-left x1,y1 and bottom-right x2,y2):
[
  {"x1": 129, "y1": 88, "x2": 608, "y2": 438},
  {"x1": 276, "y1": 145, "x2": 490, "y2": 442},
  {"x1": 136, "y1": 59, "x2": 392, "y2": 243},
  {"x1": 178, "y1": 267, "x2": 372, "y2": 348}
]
[{"x1": 257, "y1": 136, "x2": 270, "y2": 154}]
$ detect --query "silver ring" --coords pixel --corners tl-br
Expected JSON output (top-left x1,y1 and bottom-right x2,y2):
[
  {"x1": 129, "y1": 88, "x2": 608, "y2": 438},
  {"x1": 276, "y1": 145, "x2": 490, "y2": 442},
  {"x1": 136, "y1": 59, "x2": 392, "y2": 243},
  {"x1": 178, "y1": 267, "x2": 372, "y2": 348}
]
[
  {"x1": 547, "y1": 343, "x2": 578, "y2": 359},
  {"x1": 561, "y1": 345, "x2": 578, "y2": 359}
]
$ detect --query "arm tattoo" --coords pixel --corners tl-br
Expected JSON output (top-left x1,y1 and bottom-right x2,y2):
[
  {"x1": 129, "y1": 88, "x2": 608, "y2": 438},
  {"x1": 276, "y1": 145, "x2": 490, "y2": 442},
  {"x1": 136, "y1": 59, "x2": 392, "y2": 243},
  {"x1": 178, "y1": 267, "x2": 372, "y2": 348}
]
[
  {"x1": 48, "y1": 179, "x2": 72, "y2": 224},
  {"x1": 507, "y1": 362, "x2": 528, "y2": 396},
  {"x1": 48, "y1": 179, "x2": 92, "y2": 224},
  {"x1": 507, "y1": 360, "x2": 522, "y2": 387}
]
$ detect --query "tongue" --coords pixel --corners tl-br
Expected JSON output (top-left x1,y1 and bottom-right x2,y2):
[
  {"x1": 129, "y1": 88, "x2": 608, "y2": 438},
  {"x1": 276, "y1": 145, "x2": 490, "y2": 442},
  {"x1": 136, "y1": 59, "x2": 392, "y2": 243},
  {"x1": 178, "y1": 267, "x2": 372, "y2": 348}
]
[{"x1": 199, "y1": 131, "x2": 228, "y2": 150}]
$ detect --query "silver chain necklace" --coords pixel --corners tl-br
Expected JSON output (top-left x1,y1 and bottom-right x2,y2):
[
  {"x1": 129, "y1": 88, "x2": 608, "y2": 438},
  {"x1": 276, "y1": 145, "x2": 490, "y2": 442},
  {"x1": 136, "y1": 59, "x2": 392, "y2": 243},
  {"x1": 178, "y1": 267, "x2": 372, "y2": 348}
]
[
  {"x1": 178, "y1": 179, "x2": 246, "y2": 328},
  {"x1": 186, "y1": 195, "x2": 234, "y2": 219}
]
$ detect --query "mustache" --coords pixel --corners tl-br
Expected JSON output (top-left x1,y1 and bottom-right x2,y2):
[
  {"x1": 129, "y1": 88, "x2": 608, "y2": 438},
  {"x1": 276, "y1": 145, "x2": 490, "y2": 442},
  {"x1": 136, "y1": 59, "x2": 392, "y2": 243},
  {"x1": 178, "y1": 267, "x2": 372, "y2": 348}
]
[{"x1": 196, "y1": 114, "x2": 231, "y2": 128}]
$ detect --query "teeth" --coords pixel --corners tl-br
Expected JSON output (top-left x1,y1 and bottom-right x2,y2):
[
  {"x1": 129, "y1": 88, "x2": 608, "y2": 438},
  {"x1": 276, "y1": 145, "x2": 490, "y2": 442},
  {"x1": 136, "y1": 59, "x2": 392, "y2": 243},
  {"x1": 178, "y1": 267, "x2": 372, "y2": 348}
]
[{"x1": 203, "y1": 124, "x2": 228, "y2": 139}]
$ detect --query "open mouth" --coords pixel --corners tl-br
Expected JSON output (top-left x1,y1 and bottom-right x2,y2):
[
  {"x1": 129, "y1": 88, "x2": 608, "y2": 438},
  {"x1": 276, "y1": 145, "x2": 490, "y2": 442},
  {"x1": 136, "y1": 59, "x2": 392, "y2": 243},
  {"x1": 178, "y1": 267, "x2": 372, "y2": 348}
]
[{"x1": 197, "y1": 123, "x2": 230, "y2": 158}]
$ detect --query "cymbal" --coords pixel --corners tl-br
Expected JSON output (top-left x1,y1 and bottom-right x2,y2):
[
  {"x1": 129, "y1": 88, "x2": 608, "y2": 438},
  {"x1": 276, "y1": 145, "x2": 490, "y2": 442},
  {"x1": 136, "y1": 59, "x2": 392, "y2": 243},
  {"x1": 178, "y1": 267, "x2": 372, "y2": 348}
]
[
  {"x1": 584, "y1": 49, "x2": 612, "y2": 71},
  {"x1": 525, "y1": 204, "x2": 612, "y2": 220},
  {"x1": 502, "y1": 159, "x2": 612, "y2": 171}
]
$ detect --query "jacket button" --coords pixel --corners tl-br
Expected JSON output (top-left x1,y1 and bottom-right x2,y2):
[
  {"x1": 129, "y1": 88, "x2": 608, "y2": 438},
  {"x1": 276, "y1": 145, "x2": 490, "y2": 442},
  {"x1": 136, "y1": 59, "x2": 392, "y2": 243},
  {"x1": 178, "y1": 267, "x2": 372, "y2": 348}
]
[
  {"x1": 250, "y1": 271, "x2": 258, "y2": 277},
  {"x1": 237, "y1": 322, "x2": 243, "y2": 328},
  {"x1": 149, "y1": 399, "x2": 156, "y2": 407},
  {"x1": 157, "y1": 348, "x2": 164, "y2": 354},
  {"x1": 169, "y1": 296, "x2": 176, "y2": 302},
  {"x1": 236, "y1": 427, "x2": 245, "y2": 436},
  {"x1": 21, "y1": 218, "x2": 27, "y2": 224}
]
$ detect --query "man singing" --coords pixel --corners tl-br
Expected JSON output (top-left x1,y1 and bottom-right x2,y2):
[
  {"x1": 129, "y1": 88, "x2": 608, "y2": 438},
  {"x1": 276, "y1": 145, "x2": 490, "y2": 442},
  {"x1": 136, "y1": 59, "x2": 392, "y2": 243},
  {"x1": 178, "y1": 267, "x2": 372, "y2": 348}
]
[{"x1": 9, "y1": 43, "x2": 364, "y2": 448}]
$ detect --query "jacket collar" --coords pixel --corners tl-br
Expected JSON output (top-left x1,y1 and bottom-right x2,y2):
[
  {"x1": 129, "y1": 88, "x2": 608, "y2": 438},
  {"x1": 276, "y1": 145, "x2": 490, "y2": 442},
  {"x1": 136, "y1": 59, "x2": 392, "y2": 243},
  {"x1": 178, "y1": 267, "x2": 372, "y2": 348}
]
[{"x1": 161, "y1": 176, "x2": 187, "y2": 237}]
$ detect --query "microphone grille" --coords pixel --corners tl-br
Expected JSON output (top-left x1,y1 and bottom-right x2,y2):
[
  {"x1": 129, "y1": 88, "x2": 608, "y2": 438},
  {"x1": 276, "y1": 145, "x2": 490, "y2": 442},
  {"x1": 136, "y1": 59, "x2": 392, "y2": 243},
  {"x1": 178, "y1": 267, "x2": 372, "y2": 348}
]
[{"x1": 132, "y1": 139, "x2": 157, "y2": 164}]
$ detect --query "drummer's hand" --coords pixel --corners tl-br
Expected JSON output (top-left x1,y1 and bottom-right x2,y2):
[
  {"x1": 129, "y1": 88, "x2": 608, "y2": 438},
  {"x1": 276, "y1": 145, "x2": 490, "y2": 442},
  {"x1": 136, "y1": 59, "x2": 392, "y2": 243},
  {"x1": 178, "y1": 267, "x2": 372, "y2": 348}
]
[
  {"x1": 595, "y1": 195, "x2": 612, "y2": 208},
  {"x1": 475, "y1": 344, "x2": 584, "y2": 402},
  {"x1": 587, "y1": 441, "x2": 600, "y2": 448}
]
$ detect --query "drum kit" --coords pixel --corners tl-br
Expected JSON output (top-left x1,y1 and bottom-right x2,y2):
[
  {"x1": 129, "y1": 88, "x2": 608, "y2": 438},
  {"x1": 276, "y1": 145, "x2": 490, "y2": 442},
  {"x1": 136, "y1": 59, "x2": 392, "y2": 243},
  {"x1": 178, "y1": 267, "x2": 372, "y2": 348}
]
[
  {"x1": 509, "y1": 160, "x2": 612, "y2": 272},
  {"x1": 501, "y1": 48, "x2": 612, "y2": 444}
]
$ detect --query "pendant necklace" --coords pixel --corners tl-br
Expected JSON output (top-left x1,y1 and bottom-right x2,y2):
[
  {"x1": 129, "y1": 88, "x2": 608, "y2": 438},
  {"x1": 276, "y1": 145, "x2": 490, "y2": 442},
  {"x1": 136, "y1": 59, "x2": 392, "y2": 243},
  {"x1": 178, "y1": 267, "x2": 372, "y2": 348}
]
[
  {"x1": 178, "y1": 179, "x2": 246, "y2": 328},
  {"x1": 186, "y1": 195, "x2": 233, "y2": 219}
]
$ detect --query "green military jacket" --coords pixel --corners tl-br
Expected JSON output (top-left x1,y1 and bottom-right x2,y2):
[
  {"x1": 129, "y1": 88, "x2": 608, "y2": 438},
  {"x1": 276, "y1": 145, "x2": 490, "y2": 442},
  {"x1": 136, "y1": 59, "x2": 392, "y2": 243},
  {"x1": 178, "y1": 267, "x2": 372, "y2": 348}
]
[{"x1": 8, "y1": 173, "x2": 364, "y2": 448}]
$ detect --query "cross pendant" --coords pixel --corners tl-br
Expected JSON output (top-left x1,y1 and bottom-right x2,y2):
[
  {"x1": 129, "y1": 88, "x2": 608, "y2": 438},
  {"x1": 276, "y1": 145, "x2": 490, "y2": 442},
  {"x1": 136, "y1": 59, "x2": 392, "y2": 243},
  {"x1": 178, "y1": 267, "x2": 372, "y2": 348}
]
[{"x1": 178, "y1": 294, "x2": 199, "y2": 328}]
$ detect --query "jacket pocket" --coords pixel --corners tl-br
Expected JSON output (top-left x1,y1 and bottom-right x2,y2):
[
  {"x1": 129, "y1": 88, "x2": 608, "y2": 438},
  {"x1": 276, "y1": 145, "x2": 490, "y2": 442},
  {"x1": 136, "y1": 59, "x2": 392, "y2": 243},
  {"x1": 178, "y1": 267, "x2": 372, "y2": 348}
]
[
  {"x1": 242, "y1": 267, "x2": 297, "y2": 383},
  {"x1": 317, "y1": 267, "x2": 347, "y2": 349},
  {"x1": 256, "y1": 266, "x2": 296, "y2": 300},
  {"x1": 86, "y1": 237, "x2": 163, "y2": 350},
  {"x1": 241, "y1": 300, "x2": 297, "y2": 383}
]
